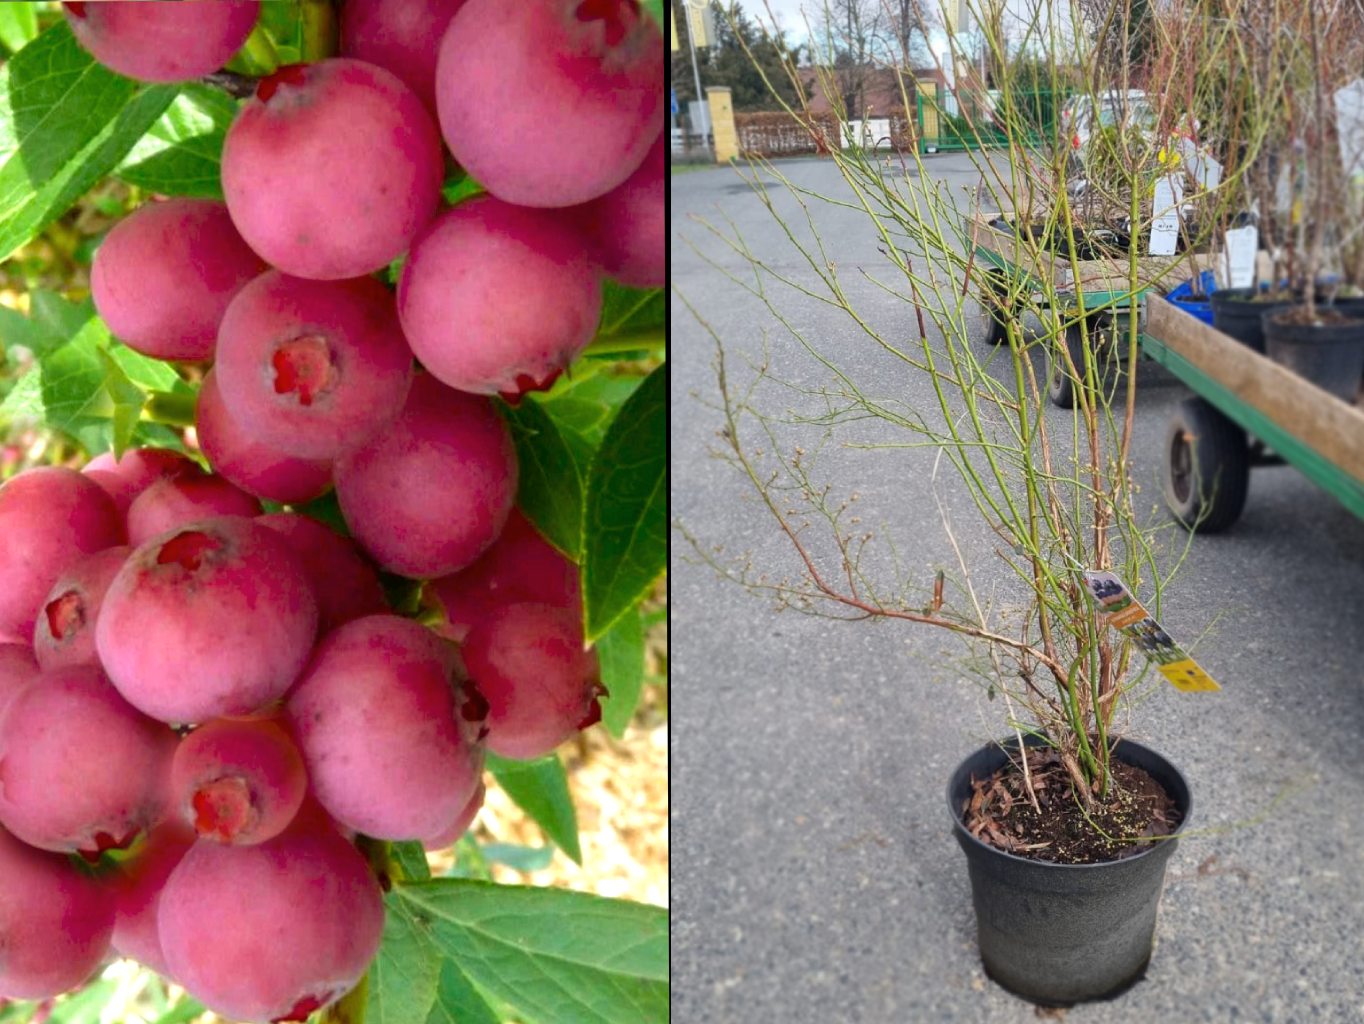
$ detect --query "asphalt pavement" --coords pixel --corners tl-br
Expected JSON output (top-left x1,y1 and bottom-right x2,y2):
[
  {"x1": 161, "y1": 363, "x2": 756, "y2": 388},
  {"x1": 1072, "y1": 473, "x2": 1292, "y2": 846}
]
[{"x1": 671, "y1": 153, "x2": 1364, "y2": 1023}]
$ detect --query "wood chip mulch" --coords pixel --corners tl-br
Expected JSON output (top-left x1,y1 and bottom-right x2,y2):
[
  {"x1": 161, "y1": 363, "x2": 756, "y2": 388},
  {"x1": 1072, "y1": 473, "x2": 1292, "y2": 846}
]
[{"x1": 961, "y1": 744, "x2": 1178, "y2": 865}]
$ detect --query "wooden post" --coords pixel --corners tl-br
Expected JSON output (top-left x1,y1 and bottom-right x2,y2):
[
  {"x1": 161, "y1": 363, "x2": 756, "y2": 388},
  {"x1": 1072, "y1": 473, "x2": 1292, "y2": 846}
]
[{"x1": 707, "y1": 87, "x2": 737, "y2": 163}]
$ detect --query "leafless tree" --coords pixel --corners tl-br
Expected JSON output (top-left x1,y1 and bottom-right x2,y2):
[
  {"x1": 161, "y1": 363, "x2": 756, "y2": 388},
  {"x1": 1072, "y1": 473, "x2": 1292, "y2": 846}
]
[
  {"x1": 812, "y1": 0, "x2": 887, "y2": 117},
  {"x1": 883, "y1": 0, "x2": 936, "y2": 67}
]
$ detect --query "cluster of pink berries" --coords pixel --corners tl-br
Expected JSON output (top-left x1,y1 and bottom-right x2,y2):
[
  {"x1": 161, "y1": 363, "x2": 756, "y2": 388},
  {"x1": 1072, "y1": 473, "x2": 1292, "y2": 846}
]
[{"x1": 0, "y1": 0, "x2": 662, "y2": 1020}]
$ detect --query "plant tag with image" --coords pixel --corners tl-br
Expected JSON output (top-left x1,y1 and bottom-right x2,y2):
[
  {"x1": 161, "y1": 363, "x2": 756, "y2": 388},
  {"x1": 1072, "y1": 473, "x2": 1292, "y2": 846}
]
[{"x1": 1081, "y1": 571, "x2": 1221, "y2": 692}]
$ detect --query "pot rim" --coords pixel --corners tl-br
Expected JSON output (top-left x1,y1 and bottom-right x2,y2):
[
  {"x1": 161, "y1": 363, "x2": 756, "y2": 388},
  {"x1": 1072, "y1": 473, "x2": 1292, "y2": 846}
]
[
  {"x1": 947, "y1": 735, "x2": 1193, "y2": 870},
  {"x1": 1262, "y1": 307, "x2": 1364, "y2": 330}
]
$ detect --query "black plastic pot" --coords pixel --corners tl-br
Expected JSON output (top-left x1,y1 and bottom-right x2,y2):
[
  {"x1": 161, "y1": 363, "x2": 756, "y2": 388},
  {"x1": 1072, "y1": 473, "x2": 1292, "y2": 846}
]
[
  {"x1": 1329, "y1": 295, "x2": 1364, "y2": 320},
  {"x1": 947, "y1": 736, "x2": 1191, "y2": 1006},
  {"x1": 1261, "y1": 308, "x2": 1364, "y2": 404},
  {"x1": 1209, "y1": 288, "x2": 1293, "y2": 353}
]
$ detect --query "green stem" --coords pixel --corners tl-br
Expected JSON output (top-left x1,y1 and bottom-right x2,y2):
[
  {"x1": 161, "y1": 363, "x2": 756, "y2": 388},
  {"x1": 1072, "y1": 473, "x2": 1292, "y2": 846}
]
[
  {"x1": 301, "y1": 0, "x2": 339, "y2": 62},
  {"x1": 237, "y1": 23, "x2": 280, "y2": 76},
  {"x1": 142, "y1": 390, "x2": 197, "y2": 428}
]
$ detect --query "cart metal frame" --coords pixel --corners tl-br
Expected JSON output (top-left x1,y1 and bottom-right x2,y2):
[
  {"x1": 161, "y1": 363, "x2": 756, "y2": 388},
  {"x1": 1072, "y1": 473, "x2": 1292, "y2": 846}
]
[
  {"x1": 969, "y1": 213, "x2": 1209, "y2": 408},
  {"x1": 967, "y1": 214, "x2": 1364, "y2": 529}
]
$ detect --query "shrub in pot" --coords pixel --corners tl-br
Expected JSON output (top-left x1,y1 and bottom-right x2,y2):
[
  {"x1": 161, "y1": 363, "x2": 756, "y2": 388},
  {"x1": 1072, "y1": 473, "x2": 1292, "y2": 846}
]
[
  {"x1": 1226, "y1": 0, "x2": 1364, "y2": 395},
  {"x1": 1262, "y1": 305, "x2": 1364, "y2": 403},
  {"x1": 681, "y1": 2, "x2": 1257, "y2": 1007}
]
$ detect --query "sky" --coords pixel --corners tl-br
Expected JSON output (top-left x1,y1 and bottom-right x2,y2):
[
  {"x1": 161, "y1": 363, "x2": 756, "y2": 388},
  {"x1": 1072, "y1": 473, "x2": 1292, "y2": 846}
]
[
  {"x1": 750, "y1": 0, "x2": 824, "y2": 40},
  {"x1": 734, "y1": 0, "x2": 1059, "y2": 51}
]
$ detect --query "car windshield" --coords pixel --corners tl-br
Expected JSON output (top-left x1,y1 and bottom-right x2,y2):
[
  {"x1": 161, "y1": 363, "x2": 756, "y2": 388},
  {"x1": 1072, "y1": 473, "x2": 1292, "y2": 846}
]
[{"x1": 1096, "y1": 97, "x2": 1153, "y2": 129}]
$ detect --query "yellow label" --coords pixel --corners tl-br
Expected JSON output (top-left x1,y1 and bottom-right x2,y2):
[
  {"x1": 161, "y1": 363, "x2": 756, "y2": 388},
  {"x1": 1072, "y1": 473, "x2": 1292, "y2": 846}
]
[{"x1": 1158, "y1": 659, "x2": 1222, "y2": 692}]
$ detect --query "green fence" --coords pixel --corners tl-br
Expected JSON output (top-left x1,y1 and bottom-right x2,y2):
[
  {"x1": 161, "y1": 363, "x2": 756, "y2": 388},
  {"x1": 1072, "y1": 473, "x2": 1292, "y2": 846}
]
[{"x1": 917, "y1": 88, "x2": 1069, "y2": 154}]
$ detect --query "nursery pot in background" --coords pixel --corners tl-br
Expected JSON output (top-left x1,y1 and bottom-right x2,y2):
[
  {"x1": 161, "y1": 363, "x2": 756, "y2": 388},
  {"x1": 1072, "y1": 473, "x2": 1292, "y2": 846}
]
[
  {"x1": 1165, "y1": 270, "x2": 1217, "y2": 325},
  {"x1": 1209, "y1": 288, "x2": 1293, "y2": 353},
  {"x1": 947, "y1": 737, "x2": 1192, "y2": 1006},
  {"x1": 1261, "y1": 308, "x2": 1364, "y2": 404}
]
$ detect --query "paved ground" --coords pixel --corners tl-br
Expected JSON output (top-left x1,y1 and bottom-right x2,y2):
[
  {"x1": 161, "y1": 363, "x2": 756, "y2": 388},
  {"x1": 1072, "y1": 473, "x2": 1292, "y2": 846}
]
[{"x1": 671, "y1": 154, "x2": 1364, "y2": 1023}]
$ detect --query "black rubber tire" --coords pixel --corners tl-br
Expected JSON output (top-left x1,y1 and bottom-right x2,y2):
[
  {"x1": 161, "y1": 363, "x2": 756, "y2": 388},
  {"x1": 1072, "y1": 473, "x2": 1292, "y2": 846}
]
[
  {"x1": 979, "y1": 270, "x2": 1014, "y2": 346},
  {"x1": 1162, "y1": 397, "x2": 1250, "y2": 533},
  {"x1": 1047, "y1": 321, "x2": 1088, "y2": 408}
]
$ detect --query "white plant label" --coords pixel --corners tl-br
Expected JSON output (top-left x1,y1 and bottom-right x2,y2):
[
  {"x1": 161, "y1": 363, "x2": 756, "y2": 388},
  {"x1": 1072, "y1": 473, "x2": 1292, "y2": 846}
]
[
  {"x1": 1334, "y1": 77, "x2": 1364, "y2": 181},
  {"x1": 1177, "y1": 136, "x2": 1223, "y2": 191},
  {"x1": 1218, "y1": 225, "x2": 1258, "y2": 290},
  {"x1": 1148, "y1": 176, "x2": 1183, "y2": 256}
]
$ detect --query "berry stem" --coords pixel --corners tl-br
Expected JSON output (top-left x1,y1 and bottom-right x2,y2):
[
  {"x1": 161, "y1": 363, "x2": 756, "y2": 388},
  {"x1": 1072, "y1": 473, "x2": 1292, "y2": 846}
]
[
  {"x1": 143, "y1": 389, "x2": 199, "y2": 428},
  {"x1": 300, "y1": 0, "x2": 339, "y2": 62},
  {"x1": 201, "y1": 71, "x2": 260, "y2": 100}
]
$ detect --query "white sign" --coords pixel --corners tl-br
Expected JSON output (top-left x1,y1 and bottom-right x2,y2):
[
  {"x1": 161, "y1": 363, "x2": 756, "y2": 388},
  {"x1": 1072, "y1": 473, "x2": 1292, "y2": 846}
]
[
  {"x1": 839, "y1": 118, "x2": 892, "y2": 151},
  {"x1": 1335, "y1": 77, "x2": 1364, "y2": 181},
  {"x1": 1176, "y1": 136, "x2": 1223, "y2": 192},
  {"x1": 1149, "y1": 176, "x2": 1184, "y2": 256},
  {"x1": 1217, "y1": 225, "x2": 1258, "y2": 290}
]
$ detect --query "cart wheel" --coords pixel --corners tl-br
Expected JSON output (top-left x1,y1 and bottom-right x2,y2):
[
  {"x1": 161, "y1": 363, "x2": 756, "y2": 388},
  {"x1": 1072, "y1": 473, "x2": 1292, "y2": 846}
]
[
  {"x1": 1162, "y1": 397, "x2": 1250, "y2": 533},
  {"x1": 979, "y1": 271, "x2": 1014, "y2": 346},
  {"x1": 1047, "y1": 321, "x2": 1087, "y2": 408}
]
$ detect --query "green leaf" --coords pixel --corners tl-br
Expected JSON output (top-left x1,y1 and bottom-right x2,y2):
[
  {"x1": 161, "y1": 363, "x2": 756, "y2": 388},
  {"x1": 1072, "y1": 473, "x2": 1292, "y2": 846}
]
[
  {"x1": 597, "y1": 608, "x2": 645, "y2": 738},
  {"x1": 117, "y1": 85, "x2": 237, "y2": 198},
  {"x1": 581, "y1": 363, "x2": 666, "y2": 640},
  {"x1": 424, "y1": 959, "x2": 501, "y2": 1024},
  {"x1": 46, "y1": 978, "x2": 121, "y2": 1024},
  {"x1": 96, "y1": 348, "x2": 144, "y2": 458},
  {"x1": 257, "y1": 1, "x2": 305, "y2": 62},
  {"x1": 8, "y1": 313, "x2": 179, "y2": 456},
  {"x1": 588, "y1": 284, "x2": 665, "y2": 358},
  {"x1": 485, "y1": 754, "x2": 581, "y2": 866},
  {"x1": 0, "y1": 4, "x2": 38, "y2": 55},
  {"x1": 503, "y1": 397, "x2": 583, "y2": 559},
  {"x1": 147, "y1": 998, "x2": 207, "y2": 1024},
  {"x1": 447, "y1": 834, "x2": 492, "y2": 881},
  {"x1": 0, "y1": 366, "x2": 40, "y2": 420},
  {"x1": 39, "y1": 318, "x2": 112, "y2": 434},
  {"x1": 541, "y1": 372, "x2": 644, "y2": 473},
  {"x1": 597, "y1": 283, "x2": 664, "y2": 338},
  {"x1": 642, "y1": 0, "x2": 665, "y2": 30},
  {"x1": 365, "y1": 892, "x2": 443, "y2": 1024},
  {"x1": 389, "y1": 840, "x2": 432, "y2": 884},
  {"x1": 481, "y1": 842, "x2": 556, "y2": 873},
  {"x1": 106, "y1": 340, "x2": 185, "y2": 393},
  {"x1": 397, "y1": 880, "x2": 668, "y2": 1024},
  {"x1": 295, "y1": 490, "x2": 349, "y2": 534},
  {"x1": 0, "y1": 22, "x2": 177, "y2": 261},
  {"x1": 0, "y1": 302, "x2": 56, "y2": 357},
  {"x1": 441, "y1": 172, "x2": 485, "y2": 206},
  {"x1": 29, "y1": 289, "x2": 92, "y2": 342}
]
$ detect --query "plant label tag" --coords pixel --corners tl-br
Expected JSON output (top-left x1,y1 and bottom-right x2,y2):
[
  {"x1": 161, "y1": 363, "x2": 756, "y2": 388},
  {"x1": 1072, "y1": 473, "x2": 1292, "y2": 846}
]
[
  {"x1": 1334, "y1": 77, "x2": 1364, "y2": 181},
  {"x1": 1219, "y1": 225, "x2": 1258, "y2": 289},
  {"x1": 1081, "y1": 571, "x2": 1221, "y2": 692},
  {"x1": 1149, "y1": 177, "x2": 1182, "y2": 256},
  {"x1": 1176, "y1": 136, "x2": 1223, "y2": 191}
]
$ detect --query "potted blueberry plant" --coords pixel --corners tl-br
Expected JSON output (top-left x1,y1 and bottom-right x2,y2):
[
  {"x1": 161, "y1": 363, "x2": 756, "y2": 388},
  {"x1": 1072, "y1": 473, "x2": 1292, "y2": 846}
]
[{"x1": 680, "y1": 0, "x2": 1253, "y2": 1004}]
